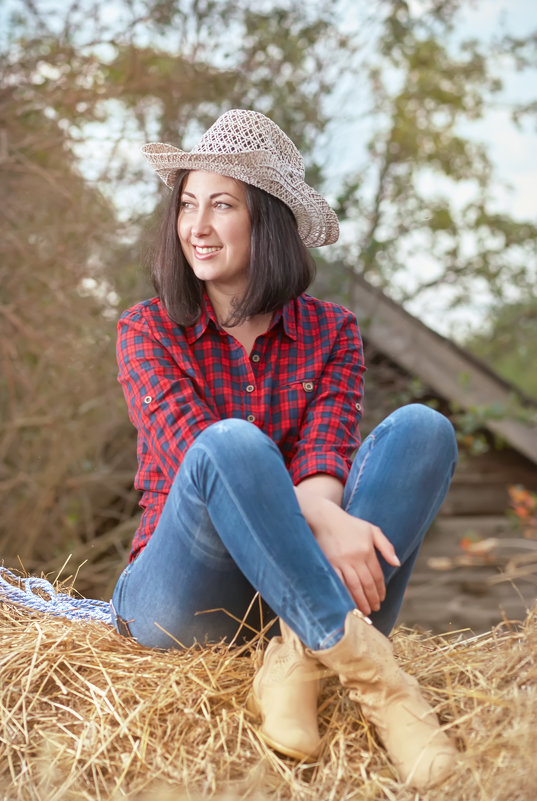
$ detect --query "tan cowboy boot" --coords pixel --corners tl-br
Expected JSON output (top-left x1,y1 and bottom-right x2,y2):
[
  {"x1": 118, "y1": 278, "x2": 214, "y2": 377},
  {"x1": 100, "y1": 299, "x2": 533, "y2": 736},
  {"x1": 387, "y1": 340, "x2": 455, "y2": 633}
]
[
  {"x1": 307, "y1": 609, "x2": 456, "y2": 789},
  {"x1": 247, "y1": 619, "x2": 322, "y2": 761}
]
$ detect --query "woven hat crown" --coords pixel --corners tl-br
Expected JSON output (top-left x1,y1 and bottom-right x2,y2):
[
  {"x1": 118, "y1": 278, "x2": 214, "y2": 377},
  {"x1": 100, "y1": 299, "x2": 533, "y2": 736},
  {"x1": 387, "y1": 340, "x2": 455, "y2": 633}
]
[
  {"x1": 192, "y1": 109, "x2": 305, "y2": 178},
  {"x1": 141, "y1": 109, "x2": 339, "y2": 248}
]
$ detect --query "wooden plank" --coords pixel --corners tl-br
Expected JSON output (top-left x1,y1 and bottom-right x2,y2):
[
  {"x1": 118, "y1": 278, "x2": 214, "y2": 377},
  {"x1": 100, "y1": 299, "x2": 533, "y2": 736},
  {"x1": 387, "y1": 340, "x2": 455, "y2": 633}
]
[
  {"x1": 431, "y1": 515, "x2": 513, "y2": 540},
  {"x1": 348, "y1": 272, "x2": 537, "y2": 465},
  {"x1": 439, "y1": 483, "x2": 511, "y2": 516},
  {"x1": 454, "y1": 461, "x2": 537, "y2": 482}
]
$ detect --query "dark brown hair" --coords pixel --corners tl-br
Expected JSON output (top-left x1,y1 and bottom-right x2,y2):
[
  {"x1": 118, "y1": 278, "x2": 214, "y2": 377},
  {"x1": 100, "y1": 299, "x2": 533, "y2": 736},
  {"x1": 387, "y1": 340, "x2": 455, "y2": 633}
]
[{"x1": 150, "y1": 170, "x2": 315, "y2": 326}]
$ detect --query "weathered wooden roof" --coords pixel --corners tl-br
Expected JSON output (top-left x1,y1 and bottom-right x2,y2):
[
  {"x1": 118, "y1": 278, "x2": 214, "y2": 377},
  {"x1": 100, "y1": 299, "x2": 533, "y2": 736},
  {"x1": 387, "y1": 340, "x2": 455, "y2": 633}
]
[{"x1": 348, "y1": 272, "x2": 537, "y2": 465}]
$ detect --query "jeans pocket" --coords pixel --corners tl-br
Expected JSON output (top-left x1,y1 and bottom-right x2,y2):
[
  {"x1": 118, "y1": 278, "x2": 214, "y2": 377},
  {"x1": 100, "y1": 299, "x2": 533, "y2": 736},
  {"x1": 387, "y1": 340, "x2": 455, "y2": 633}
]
[
  {"x1": 111, "y1": 565, "x2": 134, "y2": 638},
  {"x1": 110, "y1": 599, "x2": 133, "y2": 638}
]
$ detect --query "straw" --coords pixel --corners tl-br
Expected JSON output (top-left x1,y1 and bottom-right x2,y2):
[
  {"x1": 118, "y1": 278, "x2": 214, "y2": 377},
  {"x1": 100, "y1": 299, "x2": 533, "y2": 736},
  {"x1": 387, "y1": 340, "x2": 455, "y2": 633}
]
[{"x1": 1, "y1": 594, "x2": 536, "y2": 800}]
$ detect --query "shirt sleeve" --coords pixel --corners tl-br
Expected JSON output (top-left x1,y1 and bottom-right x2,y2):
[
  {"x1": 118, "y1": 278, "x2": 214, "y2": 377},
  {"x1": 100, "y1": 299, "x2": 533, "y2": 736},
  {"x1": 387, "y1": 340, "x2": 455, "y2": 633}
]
[
  {"x1": 116, "y1": 309, "x2": 218, "y2": 482},
  {"x1": 288, "y1": 312, "x2": 365, "y2": 485}
]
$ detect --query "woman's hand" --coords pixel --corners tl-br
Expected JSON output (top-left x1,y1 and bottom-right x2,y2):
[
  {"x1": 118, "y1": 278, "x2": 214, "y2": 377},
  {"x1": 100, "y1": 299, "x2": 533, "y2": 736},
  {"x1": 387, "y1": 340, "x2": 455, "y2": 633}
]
[
  {"x1": 313, "y1": 501, "x2": 400, "y2": 616},
  {"x1": 295, "y1": 476, "x2": 400, "y2": 616}
]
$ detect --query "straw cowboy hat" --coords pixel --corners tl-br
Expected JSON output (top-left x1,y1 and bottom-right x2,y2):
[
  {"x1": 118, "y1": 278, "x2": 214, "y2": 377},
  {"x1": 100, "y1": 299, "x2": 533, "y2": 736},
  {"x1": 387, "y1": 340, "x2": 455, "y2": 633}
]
[{"x1": 141, "y1": 109, "x2": 339, "y2": 248}]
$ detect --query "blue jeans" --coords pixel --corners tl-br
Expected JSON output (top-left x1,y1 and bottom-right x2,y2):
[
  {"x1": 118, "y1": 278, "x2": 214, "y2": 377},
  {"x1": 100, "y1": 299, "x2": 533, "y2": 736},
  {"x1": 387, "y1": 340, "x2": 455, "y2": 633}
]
[{"x1": 111, "y1": 404, "x2": 457, "y2": 650}]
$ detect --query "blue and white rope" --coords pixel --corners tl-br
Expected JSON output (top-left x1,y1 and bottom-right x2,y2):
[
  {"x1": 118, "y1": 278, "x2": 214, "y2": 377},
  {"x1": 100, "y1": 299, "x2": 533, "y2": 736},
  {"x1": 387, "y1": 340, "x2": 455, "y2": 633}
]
[{"x1": 0, "y1": 567, "x2": 113, "y2": 626}]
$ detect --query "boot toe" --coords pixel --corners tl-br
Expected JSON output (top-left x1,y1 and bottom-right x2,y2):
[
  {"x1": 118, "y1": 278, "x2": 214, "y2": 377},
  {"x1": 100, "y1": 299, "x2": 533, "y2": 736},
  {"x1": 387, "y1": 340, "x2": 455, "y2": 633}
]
[{"x1": 399, "y1": 735, "x2": 457, "y2": 790}]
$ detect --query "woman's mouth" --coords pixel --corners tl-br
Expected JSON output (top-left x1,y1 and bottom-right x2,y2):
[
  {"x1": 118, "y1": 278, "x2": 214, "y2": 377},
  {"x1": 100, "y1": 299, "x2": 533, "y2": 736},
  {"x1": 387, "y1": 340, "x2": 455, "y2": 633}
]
[{"x1": 193, "y1": 245, "x2": 222, "y2": 256}]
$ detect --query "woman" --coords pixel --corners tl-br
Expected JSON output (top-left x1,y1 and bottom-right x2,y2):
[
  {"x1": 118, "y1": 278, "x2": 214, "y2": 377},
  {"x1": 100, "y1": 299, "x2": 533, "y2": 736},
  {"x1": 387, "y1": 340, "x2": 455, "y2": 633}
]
[{"x1": 112, "y1": 109, "x2": 458, "y2": 788}]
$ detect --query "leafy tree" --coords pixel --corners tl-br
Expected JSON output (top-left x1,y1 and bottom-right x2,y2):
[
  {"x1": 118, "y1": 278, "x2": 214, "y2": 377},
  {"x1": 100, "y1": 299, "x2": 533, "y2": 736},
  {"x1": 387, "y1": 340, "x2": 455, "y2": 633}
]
[
  {"x1": 465, "y1": 298, "x2": 537, "y2": 400},
  {"x1": 325, "y1": 0, "x2": 537, "y2": 331},
  {"x1": 0, "y1": 28, "x2": 141, "y2": 571}
]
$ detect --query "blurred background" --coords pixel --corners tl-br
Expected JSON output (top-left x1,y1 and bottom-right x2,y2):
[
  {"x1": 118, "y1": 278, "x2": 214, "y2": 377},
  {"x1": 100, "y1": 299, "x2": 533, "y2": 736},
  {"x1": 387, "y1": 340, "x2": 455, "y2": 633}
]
[{"x1": 1, "y1": 0, "x2": 536, "y2": 632}]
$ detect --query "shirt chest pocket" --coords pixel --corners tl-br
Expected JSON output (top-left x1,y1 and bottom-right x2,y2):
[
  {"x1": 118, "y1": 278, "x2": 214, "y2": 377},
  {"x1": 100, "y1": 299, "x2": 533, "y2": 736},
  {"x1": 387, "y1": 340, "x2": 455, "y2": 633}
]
[{"x1": 270, "y1": 378, "x2": 317, "y2": 430}]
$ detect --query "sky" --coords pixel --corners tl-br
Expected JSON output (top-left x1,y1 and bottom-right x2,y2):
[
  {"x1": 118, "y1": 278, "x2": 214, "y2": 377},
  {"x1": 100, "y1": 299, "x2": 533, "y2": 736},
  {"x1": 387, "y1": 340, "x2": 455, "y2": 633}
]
[
  {"x1": 2, "y1": 0, "x2": 536, "y2": 336},
  {"x1": 331, "y1": 0, "x2": 537, "y2": 218},
  {"x1": 324, "y1": 0, "x2": 537, "y2": 336},
  {"x1": 456, "y1": 0, "x2": 537, "y2": 220}
]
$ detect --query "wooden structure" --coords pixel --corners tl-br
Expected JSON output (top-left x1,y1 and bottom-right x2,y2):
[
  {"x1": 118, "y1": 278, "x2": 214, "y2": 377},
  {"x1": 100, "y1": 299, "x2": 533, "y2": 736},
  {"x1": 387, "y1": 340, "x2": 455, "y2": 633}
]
[{"x1": 348, "y1": 272, "x2": 537, "y2": 631}]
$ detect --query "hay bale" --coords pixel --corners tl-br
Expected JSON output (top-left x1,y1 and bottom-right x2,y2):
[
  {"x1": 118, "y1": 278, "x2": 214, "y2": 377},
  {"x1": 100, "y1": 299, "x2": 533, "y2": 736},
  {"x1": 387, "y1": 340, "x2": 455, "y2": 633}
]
[{"x1": 1, "y1": 598, "x2": 536, "y2": 800}]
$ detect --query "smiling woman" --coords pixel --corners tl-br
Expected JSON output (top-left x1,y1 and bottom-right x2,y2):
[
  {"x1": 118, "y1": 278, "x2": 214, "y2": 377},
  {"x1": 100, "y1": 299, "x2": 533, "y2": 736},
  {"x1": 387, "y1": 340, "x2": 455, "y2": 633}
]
[
  {"x1": 177, "y1": 173, "x2": 252, "y2": 302},
  {"x1": 112, "y1": 108, "x2": 459, "y2": 789},
  {"x1": 150, "y1": 162, "x2": 316, "y2": 335}
]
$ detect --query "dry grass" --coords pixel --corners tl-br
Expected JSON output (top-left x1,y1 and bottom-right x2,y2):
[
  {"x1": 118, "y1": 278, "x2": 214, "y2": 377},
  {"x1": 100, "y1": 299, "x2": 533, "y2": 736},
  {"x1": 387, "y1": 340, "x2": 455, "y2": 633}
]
[{"x1": 0, "y1": 596, "x2": 536, "y2": 801}]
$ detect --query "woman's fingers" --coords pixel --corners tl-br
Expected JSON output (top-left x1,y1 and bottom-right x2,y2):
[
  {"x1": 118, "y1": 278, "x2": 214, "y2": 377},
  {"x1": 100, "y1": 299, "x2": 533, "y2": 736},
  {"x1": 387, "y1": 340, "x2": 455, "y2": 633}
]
[
  {"x1": 315, "y1": 510, "x2": 402, "y2": 615},
  {"x1": 346, "y1": 523, "x2": 402, "y2": 612},
  {"x1": 366, "y1": 533, "x2": 387, "y2": 601},
  {"x1": 373, "y1": 526, "x2": 401, "y2": 567},
  {"x1": 342, "y1": 564, "x2": 372, "y2": 616},
  {"x1": 342, "y1": 558, "x2": 384, "y2": 614}
]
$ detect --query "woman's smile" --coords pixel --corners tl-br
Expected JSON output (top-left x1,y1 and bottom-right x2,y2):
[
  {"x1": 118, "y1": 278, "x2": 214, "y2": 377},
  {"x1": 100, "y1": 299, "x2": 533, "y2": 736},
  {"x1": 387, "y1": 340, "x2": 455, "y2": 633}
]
[{"x1": 192, "y1": 245, "x2": 223, "y2": 257}]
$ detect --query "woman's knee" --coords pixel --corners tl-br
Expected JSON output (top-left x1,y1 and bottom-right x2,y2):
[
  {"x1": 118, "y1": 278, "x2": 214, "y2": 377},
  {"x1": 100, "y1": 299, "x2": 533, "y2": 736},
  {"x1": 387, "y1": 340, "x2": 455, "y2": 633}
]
[
  {"x1": 198, "y1": 417, "x2": 270, "y2": 448},
  {"x1": 187, "y1": 418, "x2": 278, "y2": 469},
  {"x1": 389, "y1": 404, "x2": 457, "y2": 459}
]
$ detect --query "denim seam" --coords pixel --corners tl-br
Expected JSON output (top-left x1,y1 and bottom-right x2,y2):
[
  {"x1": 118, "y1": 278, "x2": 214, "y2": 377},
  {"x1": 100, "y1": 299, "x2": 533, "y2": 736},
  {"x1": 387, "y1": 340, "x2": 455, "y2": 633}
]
[
  {"x1": 344, "y1": 433, "x2": 376, "y2": 512},
  {"x1": 112, "y1": 564, "x2": 132, "y2": 611},
  {"x1": 109, "y1": 598, "x2": 135, "y2": 637},
  {"x1": 318, "y1": 624, "x2": 346, "y2": 649}
]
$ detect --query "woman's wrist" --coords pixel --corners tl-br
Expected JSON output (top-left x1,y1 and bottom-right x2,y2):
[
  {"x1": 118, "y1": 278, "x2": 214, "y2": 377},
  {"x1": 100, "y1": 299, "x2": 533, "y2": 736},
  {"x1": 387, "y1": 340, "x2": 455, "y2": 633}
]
[{"x1": 294, "y1": 480, "x2": 344, "y2": 534}]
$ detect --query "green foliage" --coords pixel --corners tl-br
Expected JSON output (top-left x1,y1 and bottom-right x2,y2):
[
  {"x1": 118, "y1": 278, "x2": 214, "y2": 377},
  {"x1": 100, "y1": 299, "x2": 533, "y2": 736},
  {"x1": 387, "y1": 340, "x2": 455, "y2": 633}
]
[
  {"x1": 333, "y1": 0, "x2": 537, "y2": 317},
  {"x1": 465, "y1": 299, "x2": 537, "y2": 400}
]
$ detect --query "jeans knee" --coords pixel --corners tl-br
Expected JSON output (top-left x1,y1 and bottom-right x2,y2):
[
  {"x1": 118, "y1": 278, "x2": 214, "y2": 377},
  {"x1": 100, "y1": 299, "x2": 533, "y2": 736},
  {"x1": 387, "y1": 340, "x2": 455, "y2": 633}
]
[
  {"x1": 198, "y1": 417, "x2": 266, "y2": 446},
  {"x1": 191, "y1": 418, "x2": 277, "y2": 466},
  {"x1": 391, "y1": 404, "x2": 457, "y2": 461}
]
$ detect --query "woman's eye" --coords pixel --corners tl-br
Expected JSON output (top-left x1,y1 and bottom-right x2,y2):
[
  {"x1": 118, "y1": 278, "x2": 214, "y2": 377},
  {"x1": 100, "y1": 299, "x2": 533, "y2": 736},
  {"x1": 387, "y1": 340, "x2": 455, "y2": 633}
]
[
  {"x1": 180, "y1": 200, "x2": 194, "y2": 209},
  {"x1": 215, "y1": 202, "x2": 231, "y2": 209}
]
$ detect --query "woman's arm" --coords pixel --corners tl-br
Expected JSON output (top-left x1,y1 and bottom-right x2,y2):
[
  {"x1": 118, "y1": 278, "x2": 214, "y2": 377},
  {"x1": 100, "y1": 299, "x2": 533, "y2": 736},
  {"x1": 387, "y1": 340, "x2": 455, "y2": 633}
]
[
  {"x1": 117, "y1": 307, "x2": 218, "y2": 481},
  {"x1": 295, "y1": 474, "x2": 400, "y2": 616},
  {"x1": 288, "y1": 307, "x2": 399, "y2": 616},
  {"x1": 287, "y1": 310, "x2": 364, "y2": 487}
]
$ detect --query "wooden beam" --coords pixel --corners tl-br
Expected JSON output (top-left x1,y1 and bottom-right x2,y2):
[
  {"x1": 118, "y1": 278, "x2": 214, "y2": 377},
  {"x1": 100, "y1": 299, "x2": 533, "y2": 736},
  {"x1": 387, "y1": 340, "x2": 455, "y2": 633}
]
[{"x1": 348, "y1": 272, "x2": 537, "y2": 465}]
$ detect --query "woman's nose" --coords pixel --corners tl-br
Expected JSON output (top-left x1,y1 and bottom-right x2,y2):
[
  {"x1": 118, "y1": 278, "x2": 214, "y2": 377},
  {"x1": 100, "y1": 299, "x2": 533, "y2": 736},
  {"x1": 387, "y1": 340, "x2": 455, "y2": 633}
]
[{"x1": 191, "y1": 207, "x2": 212, "y2": 236}]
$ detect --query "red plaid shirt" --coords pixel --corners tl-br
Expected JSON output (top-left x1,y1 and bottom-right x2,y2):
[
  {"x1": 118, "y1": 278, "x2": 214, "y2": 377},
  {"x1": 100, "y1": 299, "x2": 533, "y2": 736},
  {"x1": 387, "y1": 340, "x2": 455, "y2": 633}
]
[{"x1": 117, "y1": 293, "x2": 365, "y2": 560}]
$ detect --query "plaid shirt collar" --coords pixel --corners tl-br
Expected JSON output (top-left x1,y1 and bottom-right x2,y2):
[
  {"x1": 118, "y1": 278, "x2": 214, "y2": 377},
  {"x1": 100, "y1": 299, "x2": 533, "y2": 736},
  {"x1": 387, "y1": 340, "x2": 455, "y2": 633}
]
[{"x1": 184, "y1": 291, "x2": 298, "y2": 344}]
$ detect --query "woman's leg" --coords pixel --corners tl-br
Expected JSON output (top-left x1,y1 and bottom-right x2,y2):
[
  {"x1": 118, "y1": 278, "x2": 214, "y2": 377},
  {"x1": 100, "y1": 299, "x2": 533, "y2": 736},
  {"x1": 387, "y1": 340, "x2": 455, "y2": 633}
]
[
  {"x1": 342, "y1": 404, "x2": 458, "y2": 634},
  {"x1": 112, "y1": 418, "x2": 355, "y2": 650}
]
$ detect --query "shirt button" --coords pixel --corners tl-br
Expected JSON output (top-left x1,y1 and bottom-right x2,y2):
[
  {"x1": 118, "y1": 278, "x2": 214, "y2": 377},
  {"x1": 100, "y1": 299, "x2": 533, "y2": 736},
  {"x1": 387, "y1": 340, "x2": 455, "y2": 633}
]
[
  {"x1": 355, "y1": 402, "x2": 362, "y2": 412},
  {"x1": 245, "y1": 384, "x2": 255, "y2": 393},
  {"x1": 251, "y1": 353, "x2": 260, "y2": 363},
  {"x1": 143, "y1": 395, "x2": 152, "y2": 404},
  {"x1": 302, "y1": 381, "x2": 314, "y2": 392},
  {"x1": 247, "y1": 414, "x2": 256, "y2": 423}
]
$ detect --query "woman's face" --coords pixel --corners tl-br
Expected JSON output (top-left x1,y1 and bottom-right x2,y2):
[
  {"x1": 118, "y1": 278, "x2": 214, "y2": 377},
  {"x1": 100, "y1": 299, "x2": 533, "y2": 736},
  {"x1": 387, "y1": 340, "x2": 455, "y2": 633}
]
[{"x1": 177, "y1": 170, "x2": 251, "y2": 299}]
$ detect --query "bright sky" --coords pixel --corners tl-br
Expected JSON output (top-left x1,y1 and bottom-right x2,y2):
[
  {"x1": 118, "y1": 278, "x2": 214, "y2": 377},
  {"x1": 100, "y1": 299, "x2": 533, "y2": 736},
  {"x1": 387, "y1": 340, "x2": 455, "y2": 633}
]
[
  {"x1": 457, "y1": 0, "x2": 537, "y2": 220},
  {"x1": 330, "y1": 0, "x2": 537, "y2": 216},
  {"x1": 3, "y1": 0, "x2": 535, "y2": 335},
  {"x1": 323, "y1": 0, "x2": 537, "y2": 336}
]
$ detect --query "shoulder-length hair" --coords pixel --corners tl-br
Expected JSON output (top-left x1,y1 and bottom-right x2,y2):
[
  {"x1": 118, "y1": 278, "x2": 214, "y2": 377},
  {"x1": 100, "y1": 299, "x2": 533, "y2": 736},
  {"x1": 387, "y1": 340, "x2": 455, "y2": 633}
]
[{"x1": 150, "y1": 170, "x2": 315, "y2": 326}]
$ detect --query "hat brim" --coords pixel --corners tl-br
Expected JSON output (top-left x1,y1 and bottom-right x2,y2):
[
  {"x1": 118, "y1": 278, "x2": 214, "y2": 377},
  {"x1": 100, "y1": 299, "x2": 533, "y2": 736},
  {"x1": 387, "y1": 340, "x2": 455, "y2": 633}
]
[{"x1": 141, "y1": 143, "x2": 339, "y2": 248}]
